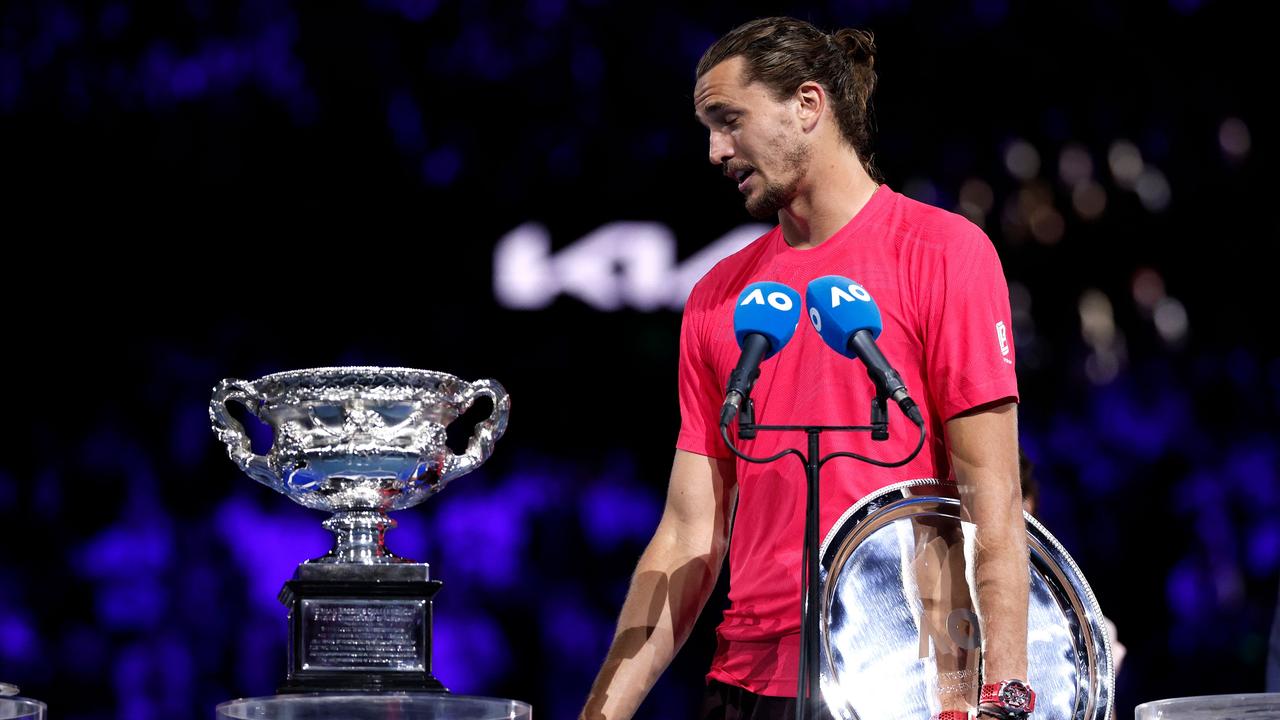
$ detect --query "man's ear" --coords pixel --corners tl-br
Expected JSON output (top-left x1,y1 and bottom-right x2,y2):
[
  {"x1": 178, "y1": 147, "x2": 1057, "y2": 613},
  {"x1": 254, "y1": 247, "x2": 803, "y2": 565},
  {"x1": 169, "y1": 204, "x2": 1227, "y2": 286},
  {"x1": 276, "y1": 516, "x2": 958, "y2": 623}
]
[{"x1": 794, "y1": 80, "x2": 825, "y2": 133}]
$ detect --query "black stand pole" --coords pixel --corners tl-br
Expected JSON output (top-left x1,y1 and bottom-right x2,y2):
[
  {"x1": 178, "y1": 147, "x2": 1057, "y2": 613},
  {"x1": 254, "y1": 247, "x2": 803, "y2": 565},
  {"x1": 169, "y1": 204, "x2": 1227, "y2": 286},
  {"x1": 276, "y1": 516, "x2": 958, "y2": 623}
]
[
  {"x1": 800, "y1": 428, "x2": 822, "y2": 720},
  {"x1": 721, "y1": 399, "x2": 926, "y2": 720}
]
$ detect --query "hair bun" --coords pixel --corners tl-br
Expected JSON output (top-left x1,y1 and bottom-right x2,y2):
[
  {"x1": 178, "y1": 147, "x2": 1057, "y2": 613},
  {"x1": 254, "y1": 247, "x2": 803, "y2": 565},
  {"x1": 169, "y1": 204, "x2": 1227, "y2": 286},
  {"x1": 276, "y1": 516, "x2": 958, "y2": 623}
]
[{"x1": 831, "y1": 28, "x2": 876, "y2": 68}]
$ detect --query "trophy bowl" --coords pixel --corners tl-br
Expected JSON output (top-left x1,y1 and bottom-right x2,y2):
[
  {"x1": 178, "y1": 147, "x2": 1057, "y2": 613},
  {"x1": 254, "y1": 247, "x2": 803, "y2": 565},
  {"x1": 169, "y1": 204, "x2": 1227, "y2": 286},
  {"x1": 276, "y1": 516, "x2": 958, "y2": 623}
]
[{"x1": 210, "y1": 366, "x2": 509, "y2": 565}]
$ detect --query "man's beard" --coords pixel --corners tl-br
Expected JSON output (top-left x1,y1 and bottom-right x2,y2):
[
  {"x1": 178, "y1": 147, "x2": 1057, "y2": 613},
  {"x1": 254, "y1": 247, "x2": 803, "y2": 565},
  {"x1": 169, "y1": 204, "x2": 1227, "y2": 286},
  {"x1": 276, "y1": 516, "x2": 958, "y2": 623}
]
[{"x1": 744, "y1": 139, "x2": 810, "y2": 220}]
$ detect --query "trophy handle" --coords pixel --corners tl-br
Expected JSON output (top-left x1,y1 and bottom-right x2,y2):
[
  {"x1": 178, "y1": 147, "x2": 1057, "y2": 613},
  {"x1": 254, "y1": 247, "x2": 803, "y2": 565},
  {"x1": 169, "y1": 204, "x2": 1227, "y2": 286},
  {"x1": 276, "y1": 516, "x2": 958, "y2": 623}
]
[
  {"x1": 445, "y1": 378, "x2": 510, "y2": 481},
  {"x1": 209, "y1": 379, "x2": 283, "y2": 493}
]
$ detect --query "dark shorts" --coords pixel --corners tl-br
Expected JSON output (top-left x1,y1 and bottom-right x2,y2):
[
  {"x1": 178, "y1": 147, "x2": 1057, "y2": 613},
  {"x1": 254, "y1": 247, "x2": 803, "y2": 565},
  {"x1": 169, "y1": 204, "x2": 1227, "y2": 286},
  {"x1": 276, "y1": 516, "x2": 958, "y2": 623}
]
[{"x1": 699, "y1": 680, "x2": 835, "y2": 720}]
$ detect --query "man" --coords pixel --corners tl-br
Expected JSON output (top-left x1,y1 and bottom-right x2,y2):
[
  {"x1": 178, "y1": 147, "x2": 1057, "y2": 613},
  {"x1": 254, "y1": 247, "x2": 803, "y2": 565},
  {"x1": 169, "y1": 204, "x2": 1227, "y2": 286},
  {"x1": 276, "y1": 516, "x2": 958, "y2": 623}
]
[{"x1": 581, "y1": 17, "x2": 1029, "y2": 720}]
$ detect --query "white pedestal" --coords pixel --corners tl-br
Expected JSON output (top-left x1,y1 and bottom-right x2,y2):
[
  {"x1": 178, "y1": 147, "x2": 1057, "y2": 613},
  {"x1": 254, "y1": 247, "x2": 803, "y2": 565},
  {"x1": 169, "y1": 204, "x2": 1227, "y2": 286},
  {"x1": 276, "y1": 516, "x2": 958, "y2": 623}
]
[
  {"x1": 0, "y1": 698, "x2": 45, "y2": 720},
  {"x1": 1136, "y1": 693, "x2": 1280, "y2": 720},
  {"x1": 215, "y1": 693, "x2": 531, "y2": 719}
]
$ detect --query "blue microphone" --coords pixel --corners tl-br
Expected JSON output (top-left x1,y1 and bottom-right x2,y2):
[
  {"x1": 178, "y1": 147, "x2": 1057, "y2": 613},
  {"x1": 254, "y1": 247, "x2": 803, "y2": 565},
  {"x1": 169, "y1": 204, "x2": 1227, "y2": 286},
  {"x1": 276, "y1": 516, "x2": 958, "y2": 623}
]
[
  {"x1": 805, "y1": 275, "x2": 923, "y2": 426},
  {"x1": 720, "y1": 281, "x2": 803, "y2": 427}
]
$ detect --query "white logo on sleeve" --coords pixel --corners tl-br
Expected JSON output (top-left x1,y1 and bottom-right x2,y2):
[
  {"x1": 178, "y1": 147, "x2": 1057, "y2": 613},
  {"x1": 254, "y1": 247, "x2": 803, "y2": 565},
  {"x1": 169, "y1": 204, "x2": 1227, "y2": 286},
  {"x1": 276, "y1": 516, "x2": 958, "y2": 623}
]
[{"x1": 996, "y1": 321, "x2": 1011, "y2": 363}]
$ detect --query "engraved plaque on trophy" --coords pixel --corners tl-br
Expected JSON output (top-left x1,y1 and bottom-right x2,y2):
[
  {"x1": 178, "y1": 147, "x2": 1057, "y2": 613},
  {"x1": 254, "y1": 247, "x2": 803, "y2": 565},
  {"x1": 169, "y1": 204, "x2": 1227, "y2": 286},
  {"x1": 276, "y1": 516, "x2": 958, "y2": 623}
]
[{"x1": 210, "y1": 367, "x2": 509, "y2": 693}]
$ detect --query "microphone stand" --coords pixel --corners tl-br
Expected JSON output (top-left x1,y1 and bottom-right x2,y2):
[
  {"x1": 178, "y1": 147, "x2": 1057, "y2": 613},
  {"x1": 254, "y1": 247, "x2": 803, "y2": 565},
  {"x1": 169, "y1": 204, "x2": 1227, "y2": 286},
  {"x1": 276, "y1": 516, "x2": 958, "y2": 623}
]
[{"x1": 720, "y1": 395, "x2": 926, "y2": 720}]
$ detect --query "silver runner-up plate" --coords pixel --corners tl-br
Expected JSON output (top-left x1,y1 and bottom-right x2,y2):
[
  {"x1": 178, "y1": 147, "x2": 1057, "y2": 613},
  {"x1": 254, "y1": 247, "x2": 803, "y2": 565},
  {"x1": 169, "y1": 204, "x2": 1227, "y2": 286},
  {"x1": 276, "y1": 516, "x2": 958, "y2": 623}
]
[{"x1": 819, "y1": 479, "x2": 1114, "y2": 720}]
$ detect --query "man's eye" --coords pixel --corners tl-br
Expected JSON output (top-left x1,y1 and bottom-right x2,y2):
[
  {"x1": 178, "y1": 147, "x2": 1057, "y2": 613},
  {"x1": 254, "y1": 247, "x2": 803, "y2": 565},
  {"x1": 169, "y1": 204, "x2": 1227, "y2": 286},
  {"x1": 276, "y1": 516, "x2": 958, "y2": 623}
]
[{"x1": 724, "y1": 116, "x2": 740, "y2": 127}]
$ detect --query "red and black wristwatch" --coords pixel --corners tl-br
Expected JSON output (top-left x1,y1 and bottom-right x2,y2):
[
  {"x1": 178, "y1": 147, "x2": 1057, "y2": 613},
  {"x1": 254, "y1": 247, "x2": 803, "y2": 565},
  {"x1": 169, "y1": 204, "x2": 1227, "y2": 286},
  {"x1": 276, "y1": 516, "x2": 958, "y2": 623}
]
[{"x1": 978, "y1": 679, "x2": 1036, "y2": 719}]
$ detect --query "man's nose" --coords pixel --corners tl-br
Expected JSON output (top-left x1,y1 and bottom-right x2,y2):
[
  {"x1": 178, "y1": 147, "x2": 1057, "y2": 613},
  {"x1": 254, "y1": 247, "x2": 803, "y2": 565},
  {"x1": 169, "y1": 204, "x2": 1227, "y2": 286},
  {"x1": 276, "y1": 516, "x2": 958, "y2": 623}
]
[{"x1": 708, "y1": 131, "x2": 734, "y2": 166}]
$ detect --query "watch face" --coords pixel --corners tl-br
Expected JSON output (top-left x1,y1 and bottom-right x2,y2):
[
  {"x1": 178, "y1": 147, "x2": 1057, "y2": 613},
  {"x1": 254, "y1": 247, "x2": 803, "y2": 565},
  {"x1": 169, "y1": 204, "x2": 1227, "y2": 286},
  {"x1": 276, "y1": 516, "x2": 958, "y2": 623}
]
[{"x1": 1002, "y1": 681, "x2": 1032, "y2": 710}]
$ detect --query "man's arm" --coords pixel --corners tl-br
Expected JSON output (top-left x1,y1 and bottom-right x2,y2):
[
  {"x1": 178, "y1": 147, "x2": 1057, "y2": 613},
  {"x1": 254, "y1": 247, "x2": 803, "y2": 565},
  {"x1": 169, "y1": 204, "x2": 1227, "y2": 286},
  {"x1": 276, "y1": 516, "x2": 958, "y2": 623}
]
[
  {"x1": 946, "y1": 401, "x2": 1028, "y2": 685},
  {"x1": 579, "y1": 449, "x2": 737, "y2": 720}
]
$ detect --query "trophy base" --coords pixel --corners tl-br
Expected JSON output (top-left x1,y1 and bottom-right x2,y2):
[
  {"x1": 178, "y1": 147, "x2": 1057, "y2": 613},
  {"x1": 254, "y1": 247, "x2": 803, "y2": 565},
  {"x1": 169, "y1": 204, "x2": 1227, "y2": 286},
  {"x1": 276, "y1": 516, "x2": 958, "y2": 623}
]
[
  {"x1": 278, "y1": 673, "x2": 447, "y2": 694},
  {"x1": 278, "y1": 564, "x2": 446, "y2": 694}
]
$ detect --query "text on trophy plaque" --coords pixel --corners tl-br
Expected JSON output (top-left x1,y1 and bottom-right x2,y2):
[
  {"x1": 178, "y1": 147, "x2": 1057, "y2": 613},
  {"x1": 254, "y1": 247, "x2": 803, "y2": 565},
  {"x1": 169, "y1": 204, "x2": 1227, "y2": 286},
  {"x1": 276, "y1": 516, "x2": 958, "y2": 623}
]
[{"x1": 301, "y1": 599, "x2": 426, "y2": 672}]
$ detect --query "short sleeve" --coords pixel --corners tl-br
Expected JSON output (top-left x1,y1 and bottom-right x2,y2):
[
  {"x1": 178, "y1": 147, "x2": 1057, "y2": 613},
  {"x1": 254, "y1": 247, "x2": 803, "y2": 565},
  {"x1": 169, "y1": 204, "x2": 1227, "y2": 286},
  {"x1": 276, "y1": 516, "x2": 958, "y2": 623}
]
[
  {"x1": 923, "y1": 223, "x2": 1020, "y2": 421},
  {"x1": 675, "y1": 290, "x2": 732, "y2": 459}
]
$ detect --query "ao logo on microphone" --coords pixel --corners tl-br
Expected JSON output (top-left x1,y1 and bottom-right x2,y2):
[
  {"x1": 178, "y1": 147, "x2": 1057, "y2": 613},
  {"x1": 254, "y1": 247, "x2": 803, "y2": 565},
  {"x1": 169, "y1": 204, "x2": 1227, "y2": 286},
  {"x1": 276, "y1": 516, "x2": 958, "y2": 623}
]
[
  {"x1": 808, "y1": 281, "x2": 872, "y2": 332},
  {"x1": 740, "y1": 286, "x2": 795, "y2": 312}
]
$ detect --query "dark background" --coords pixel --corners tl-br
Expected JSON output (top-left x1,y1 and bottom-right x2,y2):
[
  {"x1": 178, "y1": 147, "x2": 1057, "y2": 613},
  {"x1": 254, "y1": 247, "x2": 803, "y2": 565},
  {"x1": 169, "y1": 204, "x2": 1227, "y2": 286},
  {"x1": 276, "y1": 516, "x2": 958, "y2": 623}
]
[{"x1": 1, "y1": 1, "x2": 1276, "y2": 718}]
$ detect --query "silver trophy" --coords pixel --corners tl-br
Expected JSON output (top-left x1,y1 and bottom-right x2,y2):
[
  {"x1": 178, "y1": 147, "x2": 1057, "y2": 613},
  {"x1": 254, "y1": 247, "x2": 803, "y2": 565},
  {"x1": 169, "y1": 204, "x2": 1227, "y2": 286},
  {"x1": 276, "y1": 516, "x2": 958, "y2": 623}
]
[
  {"x1": 819, "y1": 479, "x2": 1114, "y2": 720},
  {"x1": 210, "y1": 366, "x2": 509, "y2": 693}
]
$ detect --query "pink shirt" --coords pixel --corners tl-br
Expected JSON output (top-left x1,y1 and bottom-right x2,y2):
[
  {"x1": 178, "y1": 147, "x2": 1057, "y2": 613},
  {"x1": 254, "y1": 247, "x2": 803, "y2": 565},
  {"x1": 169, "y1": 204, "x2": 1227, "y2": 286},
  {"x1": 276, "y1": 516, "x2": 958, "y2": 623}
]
[{"x1": 676, "y1": 185, "x2": 1019, "y2": 696}]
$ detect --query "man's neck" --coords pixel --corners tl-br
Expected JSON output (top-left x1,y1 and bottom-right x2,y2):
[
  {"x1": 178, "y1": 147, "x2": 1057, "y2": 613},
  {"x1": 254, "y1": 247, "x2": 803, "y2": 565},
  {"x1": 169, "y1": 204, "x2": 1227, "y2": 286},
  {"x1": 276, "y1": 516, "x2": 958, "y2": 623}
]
[{"x1": 778, "y1": 155, "x2": 879, "y2": 250}]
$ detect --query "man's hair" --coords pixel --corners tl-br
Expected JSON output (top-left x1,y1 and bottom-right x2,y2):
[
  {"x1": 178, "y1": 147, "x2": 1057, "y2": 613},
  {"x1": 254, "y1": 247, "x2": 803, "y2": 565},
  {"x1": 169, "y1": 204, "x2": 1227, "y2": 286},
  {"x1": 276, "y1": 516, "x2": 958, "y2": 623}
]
[{"x1": 696, "y1": 17, "x2": 880, "y2": 180}]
